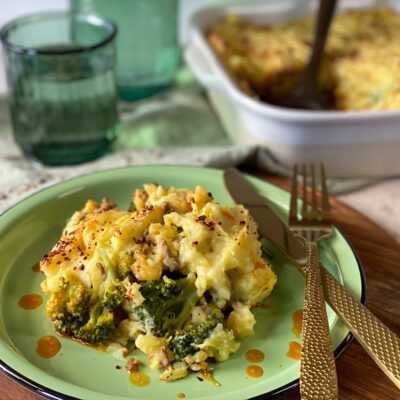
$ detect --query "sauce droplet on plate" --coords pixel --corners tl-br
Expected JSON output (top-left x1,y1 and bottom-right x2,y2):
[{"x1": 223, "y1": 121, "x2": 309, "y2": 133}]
[
  {"x1": 129, "y1": 372, "x2": 150, "y2": 387},
  {"x1": 200, "y1": 372, "x2": 221, "y2": 386},
  {"x1": 292, "y1": 309, "x2": 303, "y2": 338},
  {"x1": 176, "y1": 393, "x2": 186, "y2": 399},
  {"x1": 286, "y1": 341, "x2": 301, "y2": 360},
  {"x1": 245, "y1": 349, "x2": 265, "y2": 363},
  {"x1": 32, "y1": 262, "x2": 41, "y2": 272},
  {"x1": 246, "y1": 365, "x2": 264, "y2": 378},
  {"x1": 36, "y1": 336, "x2": 61, "y2": 358},
  {"x1": 18, "y1": 294, "x2": 43, "y2": 310}
]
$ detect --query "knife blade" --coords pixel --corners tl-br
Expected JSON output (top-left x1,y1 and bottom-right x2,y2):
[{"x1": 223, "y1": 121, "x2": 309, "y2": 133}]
[
  {"x1": 223, "y1": 167, "x2": 400, "y2": 390},
  {"x1": 224, "y1": 167, "x2": 306, "y2": 264}
]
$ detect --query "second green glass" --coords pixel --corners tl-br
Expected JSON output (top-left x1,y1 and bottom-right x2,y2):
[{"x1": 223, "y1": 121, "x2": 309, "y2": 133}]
[{"x1": 72, "y1": 0, "x2": 180, "y2": 101}]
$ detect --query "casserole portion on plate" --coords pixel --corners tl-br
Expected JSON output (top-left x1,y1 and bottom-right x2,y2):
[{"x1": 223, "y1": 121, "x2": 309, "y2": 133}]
[{"x1": 40, "y1": 183, "x2": 277, "y2": 381}]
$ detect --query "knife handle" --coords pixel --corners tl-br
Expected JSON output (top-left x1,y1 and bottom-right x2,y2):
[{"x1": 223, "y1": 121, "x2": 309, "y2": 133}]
[{"x1": 321, "y1": 266, "x2": 400, "y2": 389}]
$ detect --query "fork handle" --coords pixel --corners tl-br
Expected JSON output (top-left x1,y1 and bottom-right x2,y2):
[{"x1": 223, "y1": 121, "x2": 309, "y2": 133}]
[
  {"x1": 301, "y1": 242, "x2": 338, "y2": 400},
  {"x1": 321, "y1": 266, "x2": 400, "y2": 389}
]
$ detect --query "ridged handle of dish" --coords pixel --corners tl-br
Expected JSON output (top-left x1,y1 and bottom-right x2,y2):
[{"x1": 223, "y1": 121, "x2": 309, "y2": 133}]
[
  {"x1": 301, "y1": 242, "x2": 338, "y2": 400},
  {"x1": 321, "y1": 267, "x2": 400, "y2": 389}
]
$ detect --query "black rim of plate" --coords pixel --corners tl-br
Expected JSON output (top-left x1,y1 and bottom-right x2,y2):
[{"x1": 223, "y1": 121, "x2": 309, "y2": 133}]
[{"x1": 0, "y1": 166, "x2": 367, "y2": 400}]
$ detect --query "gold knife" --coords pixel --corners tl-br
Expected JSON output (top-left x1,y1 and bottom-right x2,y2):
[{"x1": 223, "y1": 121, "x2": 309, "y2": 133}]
[{"x1": 224, "y1": 167, "x2": 400, "y2": 390}]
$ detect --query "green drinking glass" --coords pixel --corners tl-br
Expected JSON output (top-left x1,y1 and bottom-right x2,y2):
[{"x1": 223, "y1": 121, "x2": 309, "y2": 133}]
[
  {"x1": 0, "y1": 12, "x2": 121, "y2": 166},
  {"x1": 71, "y1": 0, "x2": 180, "y2": 101}
]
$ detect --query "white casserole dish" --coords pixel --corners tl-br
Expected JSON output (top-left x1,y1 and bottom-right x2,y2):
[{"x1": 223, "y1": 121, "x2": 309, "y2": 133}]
[{"x1": 185, "y1": 0, "x2": 400, "y2": 178}]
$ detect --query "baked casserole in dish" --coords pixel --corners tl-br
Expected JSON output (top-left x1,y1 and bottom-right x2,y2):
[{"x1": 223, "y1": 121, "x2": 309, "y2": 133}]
[
  {"x1": 208, "y1": 9, "x2": 400, "y2": 111},
  {"x1": 185, "y1": 0, "x2": 400, "y2": 177}
]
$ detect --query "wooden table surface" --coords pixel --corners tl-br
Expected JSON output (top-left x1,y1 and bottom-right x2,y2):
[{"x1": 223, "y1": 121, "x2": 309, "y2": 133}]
[{"x1": 1, "y1": 175, "x2": 399, "y2": 400}]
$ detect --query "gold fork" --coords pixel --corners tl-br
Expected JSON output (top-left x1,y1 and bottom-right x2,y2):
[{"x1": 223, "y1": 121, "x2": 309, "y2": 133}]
[{"x1": 289, "y1": 164, "x2": 338, "y2": 400}]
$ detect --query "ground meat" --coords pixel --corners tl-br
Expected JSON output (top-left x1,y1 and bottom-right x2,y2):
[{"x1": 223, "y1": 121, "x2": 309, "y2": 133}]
[{"x1": 125, "y1": 357, "x2": 140, "y2": 373}]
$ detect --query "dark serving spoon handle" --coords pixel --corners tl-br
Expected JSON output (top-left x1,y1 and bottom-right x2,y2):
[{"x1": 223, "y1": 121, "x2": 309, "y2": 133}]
[
  {"x1": 306, "y1": 0, "x2": 338, "y2": 83},
  {"x1": 283, "y1": 0, "x2": 338, "y2": 109}
]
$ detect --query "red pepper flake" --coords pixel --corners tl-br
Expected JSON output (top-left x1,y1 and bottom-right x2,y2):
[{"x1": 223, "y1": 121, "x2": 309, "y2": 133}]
[{"x1": 196, "y1": 215, "x2": 215, "y2": 230}]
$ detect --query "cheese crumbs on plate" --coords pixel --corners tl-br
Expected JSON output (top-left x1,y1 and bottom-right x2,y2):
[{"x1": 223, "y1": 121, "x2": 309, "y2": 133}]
[{"x1": 40, "y1": 184, "x2": 277, "y2": 380}]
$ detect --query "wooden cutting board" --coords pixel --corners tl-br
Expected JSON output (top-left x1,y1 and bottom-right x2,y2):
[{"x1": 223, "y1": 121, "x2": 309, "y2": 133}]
[{"x1": 0, "y1": 175, "x2": 399, "y2": 400}]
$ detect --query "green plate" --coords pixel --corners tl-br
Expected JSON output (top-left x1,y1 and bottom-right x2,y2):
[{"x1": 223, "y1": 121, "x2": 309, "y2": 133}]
[{"x1": 0, "y1": 166, "x2": 365, "y2": 400}]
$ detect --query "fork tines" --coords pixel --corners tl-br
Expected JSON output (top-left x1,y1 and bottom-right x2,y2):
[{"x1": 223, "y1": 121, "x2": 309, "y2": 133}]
[{"x1": 289, "y1": 163, "x2": 331, "y2": 225}]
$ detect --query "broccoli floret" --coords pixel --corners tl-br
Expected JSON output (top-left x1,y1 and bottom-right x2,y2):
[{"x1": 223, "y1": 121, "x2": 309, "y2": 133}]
[
  {"x1": 98, "y1": 248, "x2": 124, "y2": 309},
  {"x1": 54, "y1": 311, "x2": 87, "y2": 336},
  {"x1": 171, "y1": 309, "x2": 224, "y2": 360},
  {"x1": 54, "y1": 301, "x2": 117, "y2": 343},
  {"x1": 47, "y1": 276, "x2": 89, "y2": 317},
  {"x1": 132, "y1": 275, "x2": 200, "y2": 337},
  {"x1": 48, "y1": 275, "x2": 90, "y2": 329},
  {"x1": 52, "y1": 249, "x2": 124, "y2": 343},
  {"x1": 118, "y1": 252, "x2": 135, "y2": 279},
  {"x1": 76, "y1": 303, "x2": 116, "y2": 343},
  {"x1": 102, "y1": 286, "x2": 124, "y2": 309}
]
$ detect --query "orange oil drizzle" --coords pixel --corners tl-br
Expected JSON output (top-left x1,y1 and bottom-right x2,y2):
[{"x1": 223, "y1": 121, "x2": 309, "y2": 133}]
[
  {"x1": 292, "y1": 309, "x2": 303, "y2": 338},
  {"x1": 245, "y1": 349, "x2": 265, "y2": 363},
  {"x1": 18, "y1": 294, "x2": 43, "y2": 310},
  {"x1": 286, "y1": 341, "x2": 301, "y2": 360},
  {"x1": 176, "y1": 393, "x2": 186, "y2": 399},
  {"x1": 32, "y1": 262, "x2": 41, "y2": 272},
  {"x1": 260, "y1": 303, "x2": 272, "y2": 310},
  {"x1": 36, "y1": 336, "x2": 61, "y2": 358},
  {"x1": 246, "y1": 365, "x2": 264, "y2": 378},
  {"x1": 201, "y1": 372, "x2": 221, "y2": 386},
  {"x1": 129, "y1": 372, "x2": 150, "y2": 387}
]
